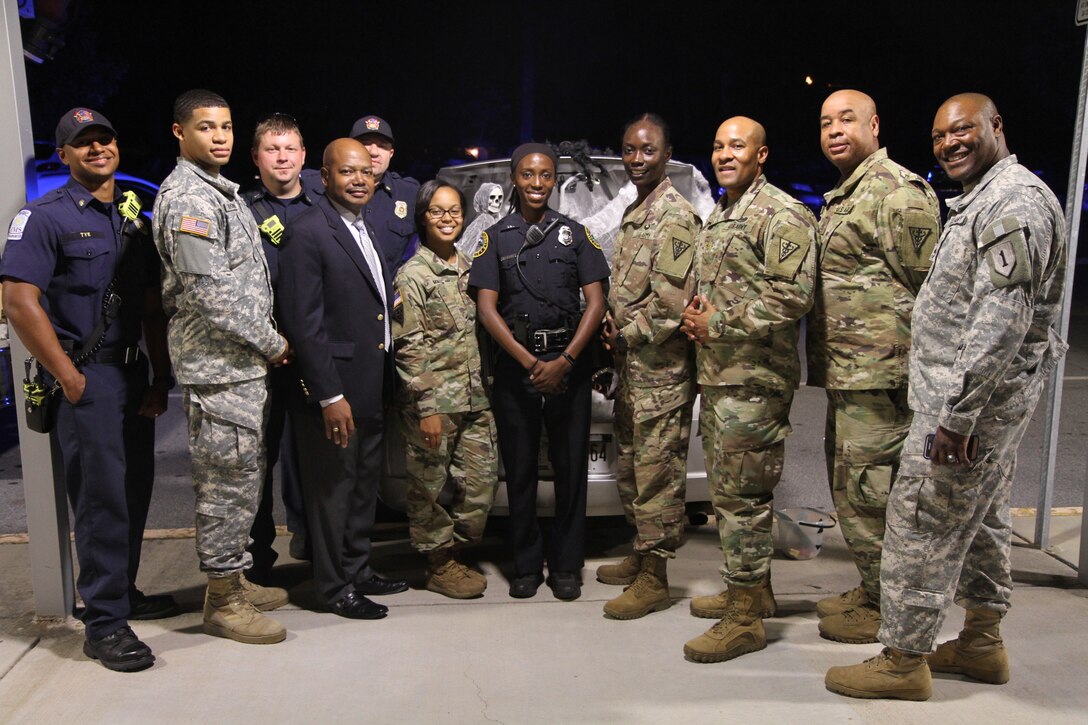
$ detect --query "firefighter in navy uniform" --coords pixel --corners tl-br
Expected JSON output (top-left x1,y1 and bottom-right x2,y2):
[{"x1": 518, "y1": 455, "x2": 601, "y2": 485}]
[
  {"x1": 349, "y1": 115, "x2": 421, "y2": 273},
  {"x1": 1, "y1": 108, "x2": 177, "y2": 671},
  {"x1": 241, "y1": 113, "x2": 315, "y2": 580},
  {"x1": 469, "y1": 143, "x2": 609, "y2": 601}
]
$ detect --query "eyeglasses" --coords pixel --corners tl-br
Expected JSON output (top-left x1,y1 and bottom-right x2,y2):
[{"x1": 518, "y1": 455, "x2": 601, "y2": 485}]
[{"x1": 425, "y1": 207, "x2": 463, "y2": 219}]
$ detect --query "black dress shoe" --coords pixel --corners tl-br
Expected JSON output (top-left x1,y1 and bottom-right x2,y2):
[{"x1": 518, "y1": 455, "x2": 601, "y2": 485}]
[
  {"x1": 547, "y1": 571, "x2": 582, "y2": 601},
  {"x1": 355, "y1": 574, "x2": 409, "y2": 596},
  {"x1": 83, "y1": 626, "x2": 155, "y2": 672},
  {"x1": 129, "y1": 591, "x2": 182, "y2": 621},
  {"x1": 509, "y1": 573, "x2": 545, "y2": 599},
  {"x1": 328, "y1": 591, "x2": 388, "y2": 620}
]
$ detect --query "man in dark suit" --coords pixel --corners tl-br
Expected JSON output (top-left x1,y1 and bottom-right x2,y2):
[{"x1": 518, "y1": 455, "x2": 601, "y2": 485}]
[{"x1": 277, "y1": 138, "x2": 408, "y2": 619}]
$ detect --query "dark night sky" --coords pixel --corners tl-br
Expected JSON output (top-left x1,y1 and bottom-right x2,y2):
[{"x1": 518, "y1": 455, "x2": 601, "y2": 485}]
[{"x1": 20, "y1": 1, "x2": 1088, "y2": 199}]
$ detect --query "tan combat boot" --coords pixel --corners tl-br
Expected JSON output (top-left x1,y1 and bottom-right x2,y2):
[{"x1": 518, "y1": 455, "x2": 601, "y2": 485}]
[
  {"x1": 426, "y1": 548, "x2": 486, "y2": 599},
  {"x1": 825, "y1": 647, "x2": 932, "y2": 701},
  {"x1": 240, "y1": 572, "x2": 289, "y2": 611},
  {"x1": 690, "y1": 575, "x2": 777, "y2": 619},
  {"x1": 203, "y1": 573, "x2": 286, "y2": 645},
  {"x1": 816, "y1": 584, "x2": 870, "y2": 618},
  {"x1": 683, "y1": 583, "x2": 766, "y2": 663},
  {"x1": 926, "y1": 608, "x2": 1010, "y2": 684},
  {"x1": 819, "y1": 603, "x2": 881, "y2": 643},
  {"x1": 595, "y1": 552, "x2": 642, "y2": 585},
  {"x1": 603, "y1": 554, "x2": 671, "y2": 619}
]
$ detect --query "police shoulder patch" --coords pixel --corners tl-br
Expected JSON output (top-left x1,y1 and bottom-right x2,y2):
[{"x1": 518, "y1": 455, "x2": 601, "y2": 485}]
[
  {"x1": 473, "y1": 231, "x2": 490, "y2": 259},
  {"x1": 585, "y1": 226, "x2": 601, "y2": 250},
  {"x1": 981, "y1": 216, "x2": 1031, "y2": 289},
  {"x1": 7, "y1": 209, "x2": 31, "y2": 241}
]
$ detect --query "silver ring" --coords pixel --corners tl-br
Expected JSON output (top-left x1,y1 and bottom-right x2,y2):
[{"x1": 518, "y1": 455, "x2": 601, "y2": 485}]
[{"x1": 946, "y1": 454, "x2": 958, "y2": 463}]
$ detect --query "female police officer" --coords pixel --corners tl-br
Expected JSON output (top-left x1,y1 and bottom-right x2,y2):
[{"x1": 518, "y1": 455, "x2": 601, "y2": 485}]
[{"x1": 468, "y1": 143, "x2": 609, "y2": 600}]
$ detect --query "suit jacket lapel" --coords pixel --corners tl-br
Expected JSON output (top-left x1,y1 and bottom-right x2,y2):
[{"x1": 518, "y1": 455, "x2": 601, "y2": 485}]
[{"x1": 319, "y1": 198, "x2": 383, "y2": 298}]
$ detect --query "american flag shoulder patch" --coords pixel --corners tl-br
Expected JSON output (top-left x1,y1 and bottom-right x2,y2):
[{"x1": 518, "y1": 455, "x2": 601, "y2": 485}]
[{"x1": 179, "y1": 216, "x2": 212, "y2": 237}]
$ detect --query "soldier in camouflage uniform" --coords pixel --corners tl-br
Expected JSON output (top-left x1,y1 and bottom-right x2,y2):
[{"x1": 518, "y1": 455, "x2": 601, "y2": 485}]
[
  {"x1": 393, "y1": 181, "x2": 497, "y2": 599},
  {"x1": 679, "y1": 117, "x2": 815, "y2": 663},
  {"x1": 808, "y1": 90, "x2": 941, "y2": 644},
  {"x1": 595, "y1": 114, "x2": 699, "y2": 620},
  {"x1": 153, "y1": 90, "x2": 290, "y2": 645},
  {"x1": 827, "y1": 94, "x2": 1067, "y2": 701}
]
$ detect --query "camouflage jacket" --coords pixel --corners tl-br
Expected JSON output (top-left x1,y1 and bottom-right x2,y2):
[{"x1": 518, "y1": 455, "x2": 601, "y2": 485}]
[
  {"x1": 807, "y1": 148, "x2": 940, "y2": 390},
  {"x1": 153, "y1": 158, "x2": 283, "y2": 385},
  {"x1": 693, "y1": 175, "x2": 816, "y2": 391},
  {"x1": 392, "y1": 244, "x2": 488, "y2": 417},
  {"x1": 610, "y1": 176, "x2": 699, "y2": 393},
  {"x1": 909, "y1": 155, "x2": 1067, "y2": 435}
]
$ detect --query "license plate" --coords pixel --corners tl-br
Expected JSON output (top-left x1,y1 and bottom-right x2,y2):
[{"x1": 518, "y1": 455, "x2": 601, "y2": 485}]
[{"x1": 588, "y1": 434, "x2": 614, "y2": 474}]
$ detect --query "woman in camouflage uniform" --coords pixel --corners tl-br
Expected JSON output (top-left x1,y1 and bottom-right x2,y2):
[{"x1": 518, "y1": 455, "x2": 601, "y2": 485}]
[{"x1": 392, "y1": 181, "x2": 497, "y2": 598}]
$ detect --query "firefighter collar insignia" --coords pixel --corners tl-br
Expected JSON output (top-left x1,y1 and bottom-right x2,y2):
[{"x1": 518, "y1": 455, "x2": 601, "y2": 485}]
[
  {"x1": 558, "y1": 225, "x2": 573, "y2": 246},
  {"x1": 395, "y1": 201, "x2": 408, "y2": 219}
]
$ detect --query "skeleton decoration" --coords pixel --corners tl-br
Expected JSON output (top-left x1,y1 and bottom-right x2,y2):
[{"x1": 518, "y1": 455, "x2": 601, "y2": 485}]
[{"x1": 458, "y1": 182, "x2": 506, "y2": 259}]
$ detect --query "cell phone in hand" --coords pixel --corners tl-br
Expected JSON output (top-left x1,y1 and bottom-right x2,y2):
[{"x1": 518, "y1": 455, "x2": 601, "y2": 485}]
[{"x1": 923, "y1": 433, "x2": 980, "y2": 462}]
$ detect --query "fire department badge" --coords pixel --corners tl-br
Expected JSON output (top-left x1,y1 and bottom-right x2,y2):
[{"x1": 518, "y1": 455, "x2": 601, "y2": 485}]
[
  {"x1": 558, "y1": 225, "x2": 573, "y2": 246},
  {"x1": 395, "y1": 201, "x2": 408, "y2": 219}
]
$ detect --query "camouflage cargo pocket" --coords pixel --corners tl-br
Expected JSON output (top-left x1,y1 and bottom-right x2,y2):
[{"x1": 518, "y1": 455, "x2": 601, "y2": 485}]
[{"x1": 842, "y1": 434, "x2": 901, "y2": 511}]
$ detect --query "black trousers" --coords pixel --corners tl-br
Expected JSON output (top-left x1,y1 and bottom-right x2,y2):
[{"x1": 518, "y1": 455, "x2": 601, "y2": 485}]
[
  {"x1": 248, "y1": 364, "x2": 306, "y2": 575},
  {"x1": 490, "y1": 353, "x2": 591, "y2": 577},
  {"x1": 53, "y1": 359, "x2": 153, "y2": 639},
  {"x1": 292, "y1": 404, "x2": 383, "y2": 605}
]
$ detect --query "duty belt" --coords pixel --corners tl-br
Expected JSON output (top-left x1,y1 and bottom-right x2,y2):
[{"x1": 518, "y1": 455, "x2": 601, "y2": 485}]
[
  {"x1": 528, "y1": 327, "x2": 571, "y2": 354},
  {"x1": 60, "y1": 340, "x2": 143, "y2": 365}
]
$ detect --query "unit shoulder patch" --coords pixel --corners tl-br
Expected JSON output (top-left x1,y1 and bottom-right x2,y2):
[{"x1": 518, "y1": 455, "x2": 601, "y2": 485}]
[
  {"x1": 586, "y1": 226, "x2": 601, "y2": 250},
  {"x1": 766, "y1": 218, "x2": 812, "y2": 280},
  {"x1": 651, "y1": 223, "x2": 694, "y2": 280},
  {"x1": 982, "y1": 220, "x2": 1031, "y2": 289}
]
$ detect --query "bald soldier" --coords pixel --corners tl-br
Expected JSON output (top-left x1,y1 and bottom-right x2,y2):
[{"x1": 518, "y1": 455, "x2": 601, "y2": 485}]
[
  {"x1": 825, "y1": 94, "x2": 1066, "y2": 700},
  {"x1": 680, "y1": 117, "x2": 816, "y2": 663},
  {"x1": 808, "y1": 90, "x2": 941, "y2": 645}
]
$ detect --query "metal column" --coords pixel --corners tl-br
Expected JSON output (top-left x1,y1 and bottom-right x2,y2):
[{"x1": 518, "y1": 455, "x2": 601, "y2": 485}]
[{"x1": 0, "y1": 0, "x2": 73, "y2": 619}]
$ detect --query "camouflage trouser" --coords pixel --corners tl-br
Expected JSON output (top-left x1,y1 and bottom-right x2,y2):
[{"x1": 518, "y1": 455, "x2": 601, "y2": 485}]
[
  {"x1": 878, "y1": 411, "x2": 1030, "y2": 654},
  {"x1": 401, "y1": 407, "x2": 497, "y2": 553},
  {"x1": 183, "y1": 377, "x2": 269, "y2": 577},
  {"x1": 614, "y1": 376, "x2": 694, "y2": 557},
  {"x1": 824, "y1": 388, "x2": 911, "y2": 601},
  {"x1": 702, "y1": 385, "x2": 793, "y2": 586}
]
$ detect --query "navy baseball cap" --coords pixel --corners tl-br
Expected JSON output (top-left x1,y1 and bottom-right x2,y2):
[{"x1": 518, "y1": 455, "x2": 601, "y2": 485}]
[
  {"x1": 55, "y1": 107, "x2": 116, "y2": 147},
  {"x1": 350, "y1": 115, "x2": 394, "y2": 144}
]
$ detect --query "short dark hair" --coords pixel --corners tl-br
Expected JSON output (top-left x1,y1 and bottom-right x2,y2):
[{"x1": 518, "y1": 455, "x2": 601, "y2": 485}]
[
  {"x1": 414, "y1": 180, "x2": 467, "y2": 239},
  {"x1": 173, "y1": 89, "x2": 229, "y2": 124},
  {"x1": 622, "y1": 112, "x2": 672, "y2": 149},
  {"x1": 252, "y1": 113, "x2": 304, "y2": 151}
]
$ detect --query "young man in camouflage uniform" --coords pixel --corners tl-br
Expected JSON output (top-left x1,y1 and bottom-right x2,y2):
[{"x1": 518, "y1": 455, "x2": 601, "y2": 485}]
[
  {"x1": 679, "y1": 117, "x2": 815, "y2": 662},
  {"x1": 153, "y1": 89, "x2": 291, "y2": 645},
  {"x1": 393, "y1": 181, "x2": 496, "y2": 599},
  {"x1": 596, "y1": 114, "x2": 699, "y2": 619},
  {"x1": 826, "y1": 94, "x2": 1067, "y2": 701},
  {"x1": 809, "y1": 90, "x2": 941, "y2": 644}
]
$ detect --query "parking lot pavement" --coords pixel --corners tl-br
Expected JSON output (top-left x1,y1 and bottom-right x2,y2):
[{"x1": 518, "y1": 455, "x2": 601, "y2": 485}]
[{"x1": 1, "y1": 517, "x2": 1085, "y2": 724}]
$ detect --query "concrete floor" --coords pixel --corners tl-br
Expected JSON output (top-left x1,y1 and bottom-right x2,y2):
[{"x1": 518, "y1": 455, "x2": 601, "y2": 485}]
[{"x1": 0, "y1": 517, "x2": 1085, "y2": 724}]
